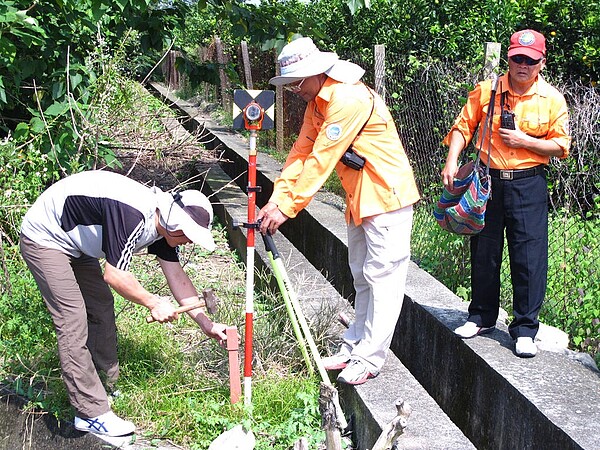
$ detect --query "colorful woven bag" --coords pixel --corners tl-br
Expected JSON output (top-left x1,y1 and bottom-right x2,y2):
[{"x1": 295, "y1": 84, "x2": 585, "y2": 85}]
[
  {"x1": 435, "y1": 74, "x2": 499, "y2": 235},
  {"x1": 433, "y1": 161, "x2": 491, "y2": 235}
]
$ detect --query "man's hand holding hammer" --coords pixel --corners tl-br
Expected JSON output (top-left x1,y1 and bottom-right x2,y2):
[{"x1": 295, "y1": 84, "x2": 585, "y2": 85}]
[{"x1": 155, "y1": 259, "x2": 236, "y2": 348}]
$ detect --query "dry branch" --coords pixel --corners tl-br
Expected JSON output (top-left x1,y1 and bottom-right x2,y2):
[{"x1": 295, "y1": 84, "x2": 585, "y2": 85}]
[{"x1": 371, "y1": 398, "x2": 412, "y2": 450}]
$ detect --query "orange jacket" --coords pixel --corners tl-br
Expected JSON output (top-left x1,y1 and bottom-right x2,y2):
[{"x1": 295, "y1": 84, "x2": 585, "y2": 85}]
[
  {"x1": 270, "y1": 78, "x2": 420, "y2": 225},
  {"x1": 444, "y1": 73, "x2": 570, "y2": 169}
]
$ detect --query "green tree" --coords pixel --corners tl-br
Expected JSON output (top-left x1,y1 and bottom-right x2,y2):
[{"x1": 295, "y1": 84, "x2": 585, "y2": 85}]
[
  {"x1": 1, "y1": 0, "x2": 187, "y2": 124},
  {"x1": 1, "y1": 0, "x2": 190, "y2": 173}
]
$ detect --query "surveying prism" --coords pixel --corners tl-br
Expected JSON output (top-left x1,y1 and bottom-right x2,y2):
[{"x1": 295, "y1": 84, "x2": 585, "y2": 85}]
[{"x1": 233, "y1": 89, "x2": 275, "y2": 131}]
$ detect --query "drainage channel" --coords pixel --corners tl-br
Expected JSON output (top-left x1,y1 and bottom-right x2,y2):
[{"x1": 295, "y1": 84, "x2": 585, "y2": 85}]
[{"x1": 149, "y1": 81, "x2": 600, "y2": 450}]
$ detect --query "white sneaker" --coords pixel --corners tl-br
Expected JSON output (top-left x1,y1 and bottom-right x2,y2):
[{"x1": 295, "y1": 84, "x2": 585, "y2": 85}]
[
  {"x1": 337, "y1": 360, "x2": 378, "y2": 385},
  {"x1": 74, "y1": 411, "x2": 136, "y2": 436},
  {"x1": 454, "y1": 321, "x2": 495, "y2": 339},
  {"x1": 322, "y1": 350, "x2": 351, "y2": 370},
  {"x1": 515, "y1": 337, "x2": 538, "y2": 358}
]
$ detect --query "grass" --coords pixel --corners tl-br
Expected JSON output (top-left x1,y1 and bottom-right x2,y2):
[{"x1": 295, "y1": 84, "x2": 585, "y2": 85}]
[
  {"x1": 110, "y1": 225, "x2": 323, "y2": 449},
  {"x1": 0, "y1": 222, "x2": 330, "y2": 449}
]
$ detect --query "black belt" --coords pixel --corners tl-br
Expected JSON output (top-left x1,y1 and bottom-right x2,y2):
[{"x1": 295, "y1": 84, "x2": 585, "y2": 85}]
[{"x1": 487, "y1": 165, "x2": 545, "y2": 181}]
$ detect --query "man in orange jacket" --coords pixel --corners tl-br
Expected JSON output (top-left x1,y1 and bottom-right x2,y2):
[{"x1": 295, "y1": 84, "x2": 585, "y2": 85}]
[
  {"x1": 442, "y1": 30, "x2": 570, "y2": 357},
  {"x1": 258, "y1": 37, "x2": 420, "y2": 384}
]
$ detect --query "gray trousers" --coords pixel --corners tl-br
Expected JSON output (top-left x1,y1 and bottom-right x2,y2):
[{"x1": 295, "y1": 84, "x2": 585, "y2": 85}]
[{"x1": 20, "y1": 235, "x2": 118, "y2": 418}]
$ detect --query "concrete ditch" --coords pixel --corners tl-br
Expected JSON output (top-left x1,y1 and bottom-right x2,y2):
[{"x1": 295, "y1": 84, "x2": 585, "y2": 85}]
[{"x1": 149, "y1": 82, "x2": 600, "y2": 450}]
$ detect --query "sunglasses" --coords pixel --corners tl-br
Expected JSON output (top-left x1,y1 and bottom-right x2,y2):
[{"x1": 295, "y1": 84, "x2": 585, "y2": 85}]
[
  {"x1": 284, "y1": 78, "x2": 306, "y2": 93},
  {"x1": 510, "y1": 55, "x2": 542, "y2": 66}
]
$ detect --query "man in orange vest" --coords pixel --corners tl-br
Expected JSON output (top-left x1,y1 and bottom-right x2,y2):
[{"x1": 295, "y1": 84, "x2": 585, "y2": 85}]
[
  {"x1": 442, "y1": 30, "x2": 570, "y2": 357},
  {"x1": 258, "y1": 37, "x2": 420, "y2": 384}
]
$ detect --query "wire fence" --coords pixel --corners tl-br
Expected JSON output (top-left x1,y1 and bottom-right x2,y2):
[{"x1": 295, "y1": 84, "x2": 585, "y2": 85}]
[{"x1": 175, "y1": 42, "x2": 600, "y2": 355}]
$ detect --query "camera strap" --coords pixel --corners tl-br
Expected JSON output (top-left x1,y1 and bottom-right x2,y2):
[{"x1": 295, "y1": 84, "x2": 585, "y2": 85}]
[{"x1": 349, "y1": 88, "x2": 375, "y2": 150}]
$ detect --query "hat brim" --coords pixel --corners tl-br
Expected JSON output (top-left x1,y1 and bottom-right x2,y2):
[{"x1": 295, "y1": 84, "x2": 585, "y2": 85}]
[
  {"x1": 326, "y1": 60, "x2": 365, "y2": 84},
  {"x1": 269, "y1": 75, "x2": 305, "y2": 86},
  {"x1": 508, "y1": 47, "x2": 544, "y2": 60},
  {"x1": 156, "y1": 191, "x2": 216, "y2": 251},
  {"x1": 179, "y1": 216, "x2": 216, "y2": 251},
  {"x1": 269, "y1": 52, "x2": 338, "y2": 85}
]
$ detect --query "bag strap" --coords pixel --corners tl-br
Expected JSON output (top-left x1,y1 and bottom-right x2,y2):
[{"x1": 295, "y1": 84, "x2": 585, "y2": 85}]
[{"x1": 475, "y1": 76, "x2": 499, "y2": 175}]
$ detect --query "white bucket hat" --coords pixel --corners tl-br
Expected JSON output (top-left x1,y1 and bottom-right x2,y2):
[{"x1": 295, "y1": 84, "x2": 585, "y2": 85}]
[
  {"x1": 154, "y1": 187, "x2": 216, "y2": 251},
  {"x1": 269, "y1": 37, "x2": 365, "y2": 86}
]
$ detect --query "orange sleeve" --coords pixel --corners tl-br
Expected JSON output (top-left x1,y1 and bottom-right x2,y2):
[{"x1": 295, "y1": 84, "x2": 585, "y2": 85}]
[
  {"x1": 443, "y1": 81, "x2": 487, "y2": 148},
  {"x1": 272, "y1": 85, "x2": 372, "y2": 218}
]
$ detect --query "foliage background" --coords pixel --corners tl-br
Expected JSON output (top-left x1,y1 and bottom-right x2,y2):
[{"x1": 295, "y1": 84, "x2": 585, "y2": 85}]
[{"x1": 0, "y1": 1, "x2": 599, "y2": 446}]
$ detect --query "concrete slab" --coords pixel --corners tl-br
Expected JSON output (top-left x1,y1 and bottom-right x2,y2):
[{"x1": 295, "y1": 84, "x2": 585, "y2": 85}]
[{"x1": 339, "y1": 355, "x2": 475, "y2": 449}]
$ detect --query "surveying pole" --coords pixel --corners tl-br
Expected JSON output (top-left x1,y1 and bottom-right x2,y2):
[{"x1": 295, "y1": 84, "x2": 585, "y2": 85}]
[
  {"x1": 244, "y1": 117, "x2": 258, "y2": 406},
  {"x1": 232, "y1": 90, "x2": 275, "y2": 406}
]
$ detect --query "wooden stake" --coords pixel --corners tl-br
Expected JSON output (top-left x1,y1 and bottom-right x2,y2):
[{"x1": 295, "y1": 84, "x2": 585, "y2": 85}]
[
  {"x1": 214, "y1": 36, "x2": 231, "y2": 112},
  {"x1": 319, "y1": 383, "x2": 343, "y2": 450},
  {"x1": 241, "y1": 41, "x2": 253, "y2": 89},
  {"x1": 371, "y1": 398, "x2": 412, "y2": 450},
  {"x1": 227, "y1": 326, "x2": 242, "y2": 404}
]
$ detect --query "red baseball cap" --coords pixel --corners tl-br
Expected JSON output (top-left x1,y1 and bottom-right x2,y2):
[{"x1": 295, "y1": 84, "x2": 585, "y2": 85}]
[{"x1": 508, "y1": 29, "x2": 546, "y2": 59}]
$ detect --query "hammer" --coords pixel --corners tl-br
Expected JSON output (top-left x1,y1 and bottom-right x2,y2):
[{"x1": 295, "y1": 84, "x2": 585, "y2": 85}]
[{"x1": 146, "y1": 288, "x2": 218, "y2": 323}]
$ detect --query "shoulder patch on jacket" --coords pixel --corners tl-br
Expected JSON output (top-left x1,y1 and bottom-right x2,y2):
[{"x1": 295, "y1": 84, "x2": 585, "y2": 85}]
[{"x1": 326, "y1": 124, "x2": 343, "y2": 140}]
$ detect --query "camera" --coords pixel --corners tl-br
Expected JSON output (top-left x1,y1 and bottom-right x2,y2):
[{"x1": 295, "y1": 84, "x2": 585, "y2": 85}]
[
  {"x1": 500, "y1": 110, "x2": 516, "y2": 130},
  {"x1": 340, "y1": 148, "x2": 366, "y2": 171}
]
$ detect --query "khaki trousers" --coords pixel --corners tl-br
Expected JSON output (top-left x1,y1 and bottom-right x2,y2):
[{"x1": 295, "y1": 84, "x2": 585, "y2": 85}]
[
  {"x1": 20, "y1": 235, "x2": 118, "y2": 418},
  {"x1": 344, "y1": 205, "x2": 413, "y2": 372}
]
